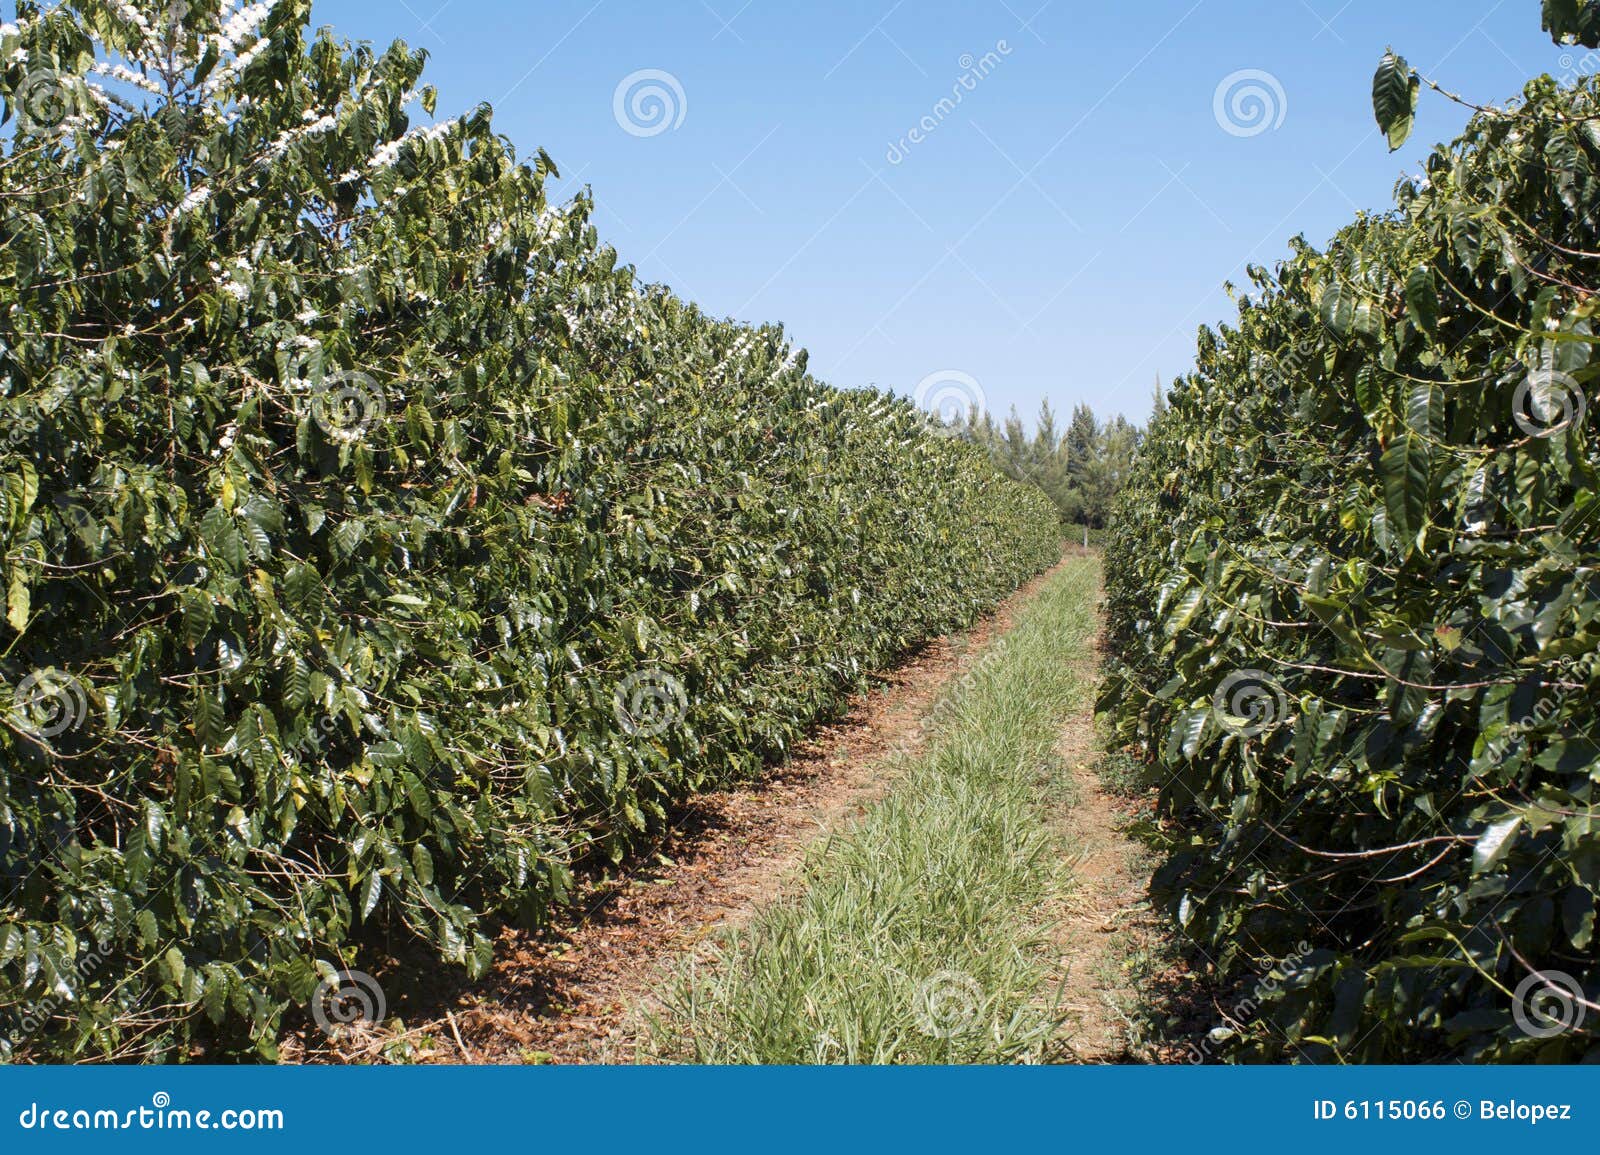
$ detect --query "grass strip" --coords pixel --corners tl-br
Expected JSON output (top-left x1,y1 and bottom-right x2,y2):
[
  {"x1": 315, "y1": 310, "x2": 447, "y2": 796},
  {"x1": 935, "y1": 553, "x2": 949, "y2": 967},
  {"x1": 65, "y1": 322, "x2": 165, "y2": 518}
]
[{"x1": 642, "y1": 556, "x2": 1102, "y2": 1063}]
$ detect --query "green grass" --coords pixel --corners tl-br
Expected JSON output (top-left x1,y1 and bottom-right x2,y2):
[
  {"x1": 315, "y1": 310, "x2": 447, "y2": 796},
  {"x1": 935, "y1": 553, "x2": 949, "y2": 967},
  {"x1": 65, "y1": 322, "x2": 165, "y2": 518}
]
[{"x1": 640, "y1": 557, "x2": 1102, "y2": 1064}]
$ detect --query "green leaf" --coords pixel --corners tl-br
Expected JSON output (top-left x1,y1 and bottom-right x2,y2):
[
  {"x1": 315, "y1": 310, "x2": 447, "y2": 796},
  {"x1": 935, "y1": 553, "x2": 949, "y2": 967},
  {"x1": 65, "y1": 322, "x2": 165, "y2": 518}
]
[
  {"x1": 1407, "y1": 380, "x2": 1443, "y2": 442},
  {"x1": 1165, "y1": 708, "x2": 1209, "y2": 761},
  {"x1": 1380, "y1": 428, "x2": 1431, "y2": 551},
  {"x1": 6, "y1": 569, "x2": 29, "y2": 634},
  {"x1": 412, "y1": 844, "x2": 434, "y2": 886},
  {"x1": 361, "y1": 871, "x2": 382, "y2": 919},
  {"x1": 1372, "y1": 51, "x2": 1419, "y2": 151},
  {"x1": 181, "y1": 590, "x2": 215, "y2": 651},
  {"x1": 283, "y1": 563, "x2": 324, "y2": 616},
  {"x1": 162, "y1": 946, "x2": 187, "y2": 989},
  {"x1": 1320, "y1": 283, "x2": 1355, "y2": 336},
  {"x1": 1404, "y1": 266, "x2": 1439, "y2": 335},
  {"x1": 1164, "y1": 585, "x2": 1204, "y2": 636},
  {"x1": 202, "y1": 967, "x2": 229, "y2": 1023},
  {"x1": 1562, "y1": 885, "x2": 1595, "y2": 949},
  {"x1": 182, "y1": 964, "x2": 205, "y2": 1005},
  {"x1": 194, "y1": 687, "x2": 225, "y2": 747},
  {"x1": 1544, "y1": 0, "x2": 1600, "y2": 47},
  {"x1": 1473, "y1": 815, "x2": 1522, "y2": 873}
]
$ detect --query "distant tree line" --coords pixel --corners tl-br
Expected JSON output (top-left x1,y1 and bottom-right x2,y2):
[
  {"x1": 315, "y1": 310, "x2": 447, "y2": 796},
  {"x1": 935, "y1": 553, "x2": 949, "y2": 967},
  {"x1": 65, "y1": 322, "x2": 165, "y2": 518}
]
[{"x1": 947, "y1": 387, "x2": 1159, "y2": 533}]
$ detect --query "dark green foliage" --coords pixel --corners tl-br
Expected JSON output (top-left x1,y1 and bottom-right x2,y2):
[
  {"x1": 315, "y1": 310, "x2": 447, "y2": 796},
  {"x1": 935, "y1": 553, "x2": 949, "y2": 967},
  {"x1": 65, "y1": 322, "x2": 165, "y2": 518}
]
[
  {"x1": 1103, "y1": 62, "x2": 1600, "y2": 1061},
  {"x1": 0, "y1": 1, "x2": 1059, "y2": 1060},
  {"x1": 955, "y1": 400, "x2": 1139, "y2": 532},
  {"x1": 1371, "y1": 51, "x2": 1418, "y2": 151},
  {"x1": 1545, "y1": 0, "x2": 1600, "y2": 46}
]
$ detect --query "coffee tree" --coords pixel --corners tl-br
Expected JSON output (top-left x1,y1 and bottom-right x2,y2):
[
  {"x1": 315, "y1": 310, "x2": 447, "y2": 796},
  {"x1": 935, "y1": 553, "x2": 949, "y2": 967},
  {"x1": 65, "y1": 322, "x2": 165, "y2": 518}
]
[
  {"x1": 0, "y1": 0, "x2": 1060, "y2": 1059},
  {"x1": 1103, "y1": 8, "x2": 1600, "y2": 1061}
]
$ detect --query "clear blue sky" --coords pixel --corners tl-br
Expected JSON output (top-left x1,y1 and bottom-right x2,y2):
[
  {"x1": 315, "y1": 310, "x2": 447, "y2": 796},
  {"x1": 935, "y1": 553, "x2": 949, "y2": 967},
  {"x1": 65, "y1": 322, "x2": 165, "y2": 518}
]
[{"x1": 309, "y1": 0, "x2": 1564, "y2": 424}]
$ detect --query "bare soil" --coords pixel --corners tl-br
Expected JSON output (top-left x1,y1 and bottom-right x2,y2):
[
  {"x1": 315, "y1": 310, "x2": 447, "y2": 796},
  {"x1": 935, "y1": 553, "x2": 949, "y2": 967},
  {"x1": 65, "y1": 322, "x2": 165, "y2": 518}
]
[{"x1": 1038, "y1": 643, "x2": 1160, "y2": 1063}]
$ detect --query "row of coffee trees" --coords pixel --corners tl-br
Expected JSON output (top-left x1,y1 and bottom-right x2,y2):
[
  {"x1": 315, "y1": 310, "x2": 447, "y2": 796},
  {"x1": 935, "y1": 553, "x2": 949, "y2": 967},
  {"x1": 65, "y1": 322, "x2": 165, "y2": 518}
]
[
  {"x1": 0, "y1": 1, "x2": 1060, "y2": 1059},
  {"x1": 1102, "y1": 3, "x2": 1600, "y2": 1061}
]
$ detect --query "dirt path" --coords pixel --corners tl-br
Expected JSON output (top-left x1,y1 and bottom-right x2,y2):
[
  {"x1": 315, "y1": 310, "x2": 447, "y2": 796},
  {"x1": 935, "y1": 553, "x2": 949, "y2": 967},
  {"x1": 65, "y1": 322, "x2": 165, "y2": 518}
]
[
  {"x1": 1041, "y1": 642, "x2": 1155, "y2": 1062},
  {"x1": 351, "y1": 558, "x2": 1084, "y2": 1064}
]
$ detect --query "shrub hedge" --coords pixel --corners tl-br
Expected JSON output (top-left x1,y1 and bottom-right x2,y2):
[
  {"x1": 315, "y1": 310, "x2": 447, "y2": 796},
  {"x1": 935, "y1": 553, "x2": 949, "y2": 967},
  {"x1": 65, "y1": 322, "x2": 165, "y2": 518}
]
[
  {"x1": 0, "y1": 1, "x2": 1060, "y2": 1060},
  {"x1": 1102, "y1": 54, "x2": 1600, "y2": 1057}
]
